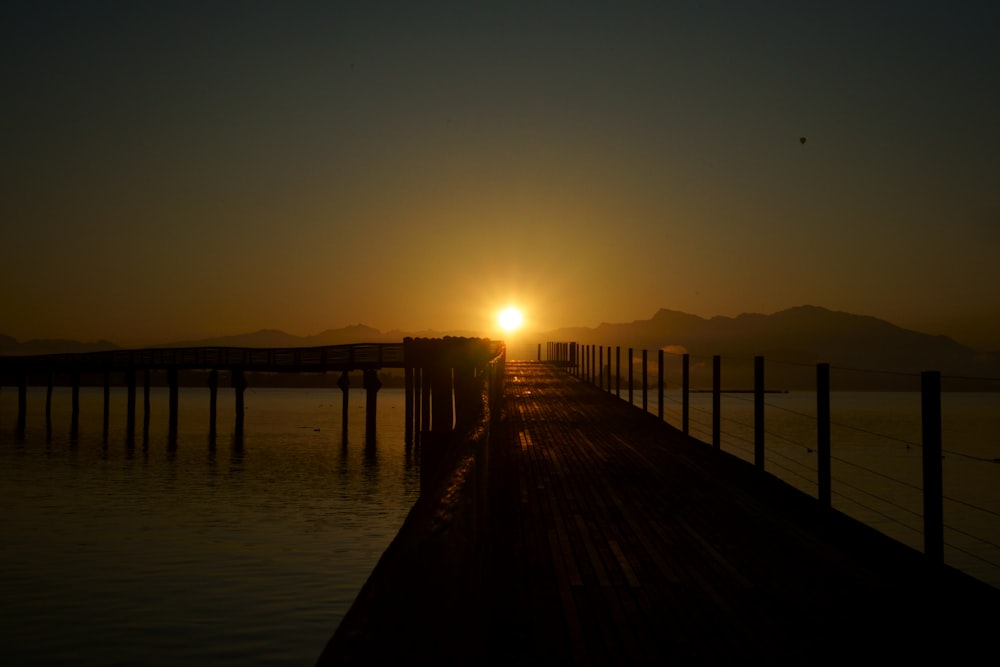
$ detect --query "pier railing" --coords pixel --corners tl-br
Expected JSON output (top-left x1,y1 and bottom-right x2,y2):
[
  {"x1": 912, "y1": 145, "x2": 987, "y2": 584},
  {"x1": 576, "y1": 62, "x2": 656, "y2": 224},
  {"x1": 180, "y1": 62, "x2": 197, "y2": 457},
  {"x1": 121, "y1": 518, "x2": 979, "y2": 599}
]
[
  {"x1": 0, "y1": 342, "x2": 405, "y2": 374},
  {"x1": 546, "y1": 341, "x2": 1000, "y2": 588}
]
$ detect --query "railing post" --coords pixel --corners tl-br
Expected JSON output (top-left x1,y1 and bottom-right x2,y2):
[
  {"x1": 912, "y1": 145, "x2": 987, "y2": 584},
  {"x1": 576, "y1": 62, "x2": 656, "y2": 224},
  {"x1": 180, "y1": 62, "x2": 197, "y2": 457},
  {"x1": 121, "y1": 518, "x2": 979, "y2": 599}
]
[
  {"x1": 606, "y1": 347, "x2": 612, "y2": 392},
  {"x1": 657, "y1": 349, "x2": 664, "y2": 421},
  {"x1": 628, "y1": 348, "x2": 634, "y2": 406},
  {"x1": 682, "y1": 353, "x2": 690, "y2": 435},
  {"x1": 922, "y1": 370, "x2": 944, "y2": 564},
  {"x1": 754, "y1": 356, "x2": 764, "y2": 469},
  {"x1": 598, "y1": 346, "x2": 604, "y2": 391},
  {"x1": 712, "y1": 355, "x2": 721, "y2": 450},
  {"x1": 641, "y1": 349, "x2": 648, "y2": 412},
  {"x1": 817, "y1": 363, "x2": 831, "y2": 508},
  {"x1": 615, "y1": 346, "x2": 621, "y2": 398}
]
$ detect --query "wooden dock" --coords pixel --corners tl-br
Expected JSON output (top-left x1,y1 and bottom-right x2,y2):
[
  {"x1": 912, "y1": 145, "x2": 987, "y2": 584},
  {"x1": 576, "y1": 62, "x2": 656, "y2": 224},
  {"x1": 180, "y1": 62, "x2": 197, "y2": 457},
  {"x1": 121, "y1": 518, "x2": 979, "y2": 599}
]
[{"x1": 320, "y1": 360, "x2": 999, "y2": 665}]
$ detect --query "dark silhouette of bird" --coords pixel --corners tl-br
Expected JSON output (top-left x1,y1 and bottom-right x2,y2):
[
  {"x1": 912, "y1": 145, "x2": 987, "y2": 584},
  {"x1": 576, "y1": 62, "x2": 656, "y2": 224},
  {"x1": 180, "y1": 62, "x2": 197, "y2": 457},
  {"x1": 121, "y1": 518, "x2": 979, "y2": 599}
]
[{"x1": 800, "y1": 137, "x2": 807, "y2": 145}]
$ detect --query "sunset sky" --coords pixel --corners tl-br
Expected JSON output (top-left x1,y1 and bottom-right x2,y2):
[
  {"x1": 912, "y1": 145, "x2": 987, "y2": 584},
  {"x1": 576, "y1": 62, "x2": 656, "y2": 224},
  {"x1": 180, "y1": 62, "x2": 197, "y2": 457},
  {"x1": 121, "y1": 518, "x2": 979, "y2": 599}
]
[{"x1": 3, "y1": 1, "x2": 998, "y2": 349}]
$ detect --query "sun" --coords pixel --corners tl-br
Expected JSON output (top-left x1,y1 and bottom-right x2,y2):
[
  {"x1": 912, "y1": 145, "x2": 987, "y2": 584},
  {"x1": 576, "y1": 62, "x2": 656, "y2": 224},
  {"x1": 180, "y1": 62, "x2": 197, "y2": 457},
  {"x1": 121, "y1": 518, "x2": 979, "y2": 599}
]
[{"x1": 497, "y1": 306, "x2": 524, "y2": 332}]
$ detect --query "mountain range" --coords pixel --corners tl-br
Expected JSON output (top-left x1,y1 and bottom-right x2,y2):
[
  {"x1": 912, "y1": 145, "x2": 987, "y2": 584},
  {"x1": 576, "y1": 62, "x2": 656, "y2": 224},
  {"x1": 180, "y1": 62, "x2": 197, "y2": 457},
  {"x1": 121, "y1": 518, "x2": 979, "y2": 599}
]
[{"x1": 2, "y1": 306, "x2": 997, "y2": 389}]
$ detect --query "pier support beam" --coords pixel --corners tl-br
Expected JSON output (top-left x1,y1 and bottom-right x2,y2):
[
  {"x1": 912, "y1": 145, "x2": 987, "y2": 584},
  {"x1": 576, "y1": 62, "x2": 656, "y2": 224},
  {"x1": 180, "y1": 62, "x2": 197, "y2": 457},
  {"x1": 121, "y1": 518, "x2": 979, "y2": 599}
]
[
  {"x1": 70, "y1": 371, "x2": 80, "y2": 441},
  {"x1": 338, "y1": 371, "x2": 350, "y2": 439},
  {"x1": 233, "y1": 370, "x2": 247, "y2": 439},
  {"x1": 126, "y1": 369, "x2": 136, "y2": 440},
  {"x1": 404, "y1": 366, "x2": 414, "y2": 445},
  {"x1": 143, "y1": 370, "x2": 151, "y2": 437},
  {"x1": 16, "y1": 372, "x2": 27, "y2": 439},
  {"x1": 207, "y1": 370, "x2": 219, "y2": 441},
  {"x1": 45, "y1": 373, "x2": 53, "y2": 437},
  {"x1": 167, "y1": 368, "x2": 179, "y2": 440},
  {"x1": 363, "y1": 369, "x2": 381, "y2": 440},
  {"x1": 103, "y1": 371, "x2": 111, "y2": 440}
]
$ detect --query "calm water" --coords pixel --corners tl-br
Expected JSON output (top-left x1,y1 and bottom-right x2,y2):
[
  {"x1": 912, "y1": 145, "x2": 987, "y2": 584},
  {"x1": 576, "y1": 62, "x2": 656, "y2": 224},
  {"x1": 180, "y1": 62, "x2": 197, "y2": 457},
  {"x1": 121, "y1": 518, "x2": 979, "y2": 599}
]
[{"x1": 0, "y1": 386, "x2": 419, "y2": 666}]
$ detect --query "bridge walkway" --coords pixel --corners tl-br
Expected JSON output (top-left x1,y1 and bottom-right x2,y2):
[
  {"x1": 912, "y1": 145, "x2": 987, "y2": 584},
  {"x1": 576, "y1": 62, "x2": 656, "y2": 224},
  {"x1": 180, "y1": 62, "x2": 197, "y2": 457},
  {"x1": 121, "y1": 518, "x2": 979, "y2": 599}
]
[{"x1": 485, "y1": 361, "x2": 998, "y2": 665}]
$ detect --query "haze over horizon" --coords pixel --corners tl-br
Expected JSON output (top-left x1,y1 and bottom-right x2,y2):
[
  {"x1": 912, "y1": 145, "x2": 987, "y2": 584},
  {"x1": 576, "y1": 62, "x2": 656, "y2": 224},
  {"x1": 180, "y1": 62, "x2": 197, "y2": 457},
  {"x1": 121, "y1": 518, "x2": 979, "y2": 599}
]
[{"x1": 4, "y1": 2, "x2": 998, "y2": 349}]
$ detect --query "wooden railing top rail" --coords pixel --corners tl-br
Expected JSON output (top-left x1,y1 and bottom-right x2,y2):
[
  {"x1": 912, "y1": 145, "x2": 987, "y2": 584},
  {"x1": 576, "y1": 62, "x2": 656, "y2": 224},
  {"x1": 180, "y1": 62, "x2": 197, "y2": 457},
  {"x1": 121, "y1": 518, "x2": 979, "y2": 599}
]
[{"x1": 0, "y1": 343, "x2": 407, "y2": 373}]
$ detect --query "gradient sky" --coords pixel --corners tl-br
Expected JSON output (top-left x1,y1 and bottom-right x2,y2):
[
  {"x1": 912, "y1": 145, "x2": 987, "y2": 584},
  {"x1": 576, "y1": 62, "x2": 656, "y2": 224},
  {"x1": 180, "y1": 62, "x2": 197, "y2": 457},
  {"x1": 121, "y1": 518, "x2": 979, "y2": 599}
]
[{"x1": 3, "y1": 1, "x2": 999, "y2": 348}]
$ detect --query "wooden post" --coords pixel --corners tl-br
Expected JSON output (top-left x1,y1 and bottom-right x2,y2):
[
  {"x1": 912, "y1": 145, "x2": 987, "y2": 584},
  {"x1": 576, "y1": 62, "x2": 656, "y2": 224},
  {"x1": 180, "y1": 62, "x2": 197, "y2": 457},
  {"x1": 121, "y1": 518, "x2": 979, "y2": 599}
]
[
  {"x1": 591, "y1": 344, "x2": 596, "y2": 384},
  {"x1": 338, "y1": 371, "x2": 350, "y2": 439},
  {"x1": 682, "y1": 353, "x2": 690, "y2": 435},
  {"x1": 70, "y1": 371, "x2": 80, "y2": 441},
  {"x1": 817, "y1": 363, "x2": 831, "y2": 508},
  {"x1": 430, "y1": 364, "x2": 453, "y2": 433},
  {"x1": 421, "y1": 364, "x2": 432, "y2": 436},
  {"x1": 641, "y1": 349, "x2": 648, "y2": 412},
  {"x1": 657, "y1": 349, "x2": 664, "y2": 421},
  {"x1": 143, "y1": 369, "x2": 151, "y2": 435},
  {"x1": 922, "y1": 370, "x2": 944, "y2": 564},
  {"x1": 103, "y1": 371, "x2": 111, "y2": 439},
  {"x1": 615, "y1": 346, "x2": 621, "y2": 398},
  {"x1": 45, "y1": 373, "x2": 53, "y2": 436},
  {"x1": 404, "y1": 365, "x2": 414, "y2": 445},
  {"x1": 167, "y1": 368, "x2": 179, "y2": 440},
  {"x1": 232, "y1": 369, "x2": 247, "y2": 439},
  {"x1": 712, "y1": 355, "x2": 721, "y2": 450},
  {"x1": 598, "y1": 345, "x2": 604, "y2": 390},
  {"x1": 363, "y1": 368, "x2": 381, "y2": 440},
  {"x1": 754, "y1": 356, "x2": 764, "y2": 469},
  {"x1": 628, "y1": 348, "x2": 634, "y2": 406},
  {"x1": 126, "y1": 369, "x2": 136, "y2": 440},
  {"x1": 16, "y1": 372, "x2": 27, "y2": 438},
  {"x1": 207, "y1": 370, "x2": 219, "y2": 441},
  {"x1": 606, "y1": 347, "x2": 612, "y2": 392},
  {"x1": 413, "y1": 367, "x2": 423, "y2": 438}
]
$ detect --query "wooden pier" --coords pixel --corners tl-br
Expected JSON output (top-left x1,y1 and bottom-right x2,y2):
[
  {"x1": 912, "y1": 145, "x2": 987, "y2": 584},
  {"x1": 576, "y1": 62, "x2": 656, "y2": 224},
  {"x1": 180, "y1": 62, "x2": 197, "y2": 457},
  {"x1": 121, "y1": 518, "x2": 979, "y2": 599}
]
[{"x1": 321, "y1": 360, "x2": 1000, "y2": 666}]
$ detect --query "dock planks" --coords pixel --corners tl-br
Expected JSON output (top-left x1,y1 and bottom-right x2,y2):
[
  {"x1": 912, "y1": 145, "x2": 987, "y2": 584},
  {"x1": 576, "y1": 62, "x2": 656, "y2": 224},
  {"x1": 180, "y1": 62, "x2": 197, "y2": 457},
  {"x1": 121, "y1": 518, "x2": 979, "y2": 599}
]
[{"x1": 485, "y1": 361, "x2": 999, "y2": 665}]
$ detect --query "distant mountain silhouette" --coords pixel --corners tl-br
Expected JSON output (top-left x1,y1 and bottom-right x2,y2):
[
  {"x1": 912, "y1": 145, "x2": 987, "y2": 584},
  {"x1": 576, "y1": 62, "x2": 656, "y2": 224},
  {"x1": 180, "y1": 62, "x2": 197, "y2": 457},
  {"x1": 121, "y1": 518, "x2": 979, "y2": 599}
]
[{"x1": 543, "y1": 306, "x2": 1000, "y2": 390}]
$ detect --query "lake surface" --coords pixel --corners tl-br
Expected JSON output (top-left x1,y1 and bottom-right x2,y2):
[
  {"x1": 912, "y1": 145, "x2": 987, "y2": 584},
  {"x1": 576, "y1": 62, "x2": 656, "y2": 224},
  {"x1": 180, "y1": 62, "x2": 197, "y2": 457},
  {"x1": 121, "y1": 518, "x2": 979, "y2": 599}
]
[{"x1": 0, "y1": 386, "x2": 419, "y2": 666}]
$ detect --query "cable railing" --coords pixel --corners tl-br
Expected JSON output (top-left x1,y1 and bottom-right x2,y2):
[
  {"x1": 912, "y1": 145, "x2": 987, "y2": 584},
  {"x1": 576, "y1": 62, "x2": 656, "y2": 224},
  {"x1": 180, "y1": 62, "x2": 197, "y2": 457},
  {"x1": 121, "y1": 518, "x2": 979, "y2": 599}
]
[{"x1": 545, "y1": 341, "x2": 1000, "y2": 588}]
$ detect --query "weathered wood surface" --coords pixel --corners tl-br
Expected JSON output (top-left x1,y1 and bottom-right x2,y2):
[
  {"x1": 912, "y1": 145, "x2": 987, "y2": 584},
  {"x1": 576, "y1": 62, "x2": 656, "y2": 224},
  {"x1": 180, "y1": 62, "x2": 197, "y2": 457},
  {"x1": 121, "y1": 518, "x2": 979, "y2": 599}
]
[{"x1": 485, "y1": 361, "x2": 999, "y2": 665}]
